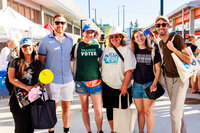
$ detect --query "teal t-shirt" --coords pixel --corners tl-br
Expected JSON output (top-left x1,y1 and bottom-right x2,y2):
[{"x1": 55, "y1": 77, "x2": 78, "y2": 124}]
[{"x1": 72, "y1": 41, "x2": 103, "y2": 81}]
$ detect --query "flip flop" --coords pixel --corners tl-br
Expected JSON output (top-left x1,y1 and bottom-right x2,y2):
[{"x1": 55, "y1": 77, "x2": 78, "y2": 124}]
[{"x1": 192, "y1": 91, "x2": 200, "y2": 94}]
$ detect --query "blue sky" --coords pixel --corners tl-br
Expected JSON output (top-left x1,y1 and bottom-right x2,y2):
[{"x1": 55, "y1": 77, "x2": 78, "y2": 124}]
[{"x1": 73, "y1": 0, "x2": 190, "y2": 28}]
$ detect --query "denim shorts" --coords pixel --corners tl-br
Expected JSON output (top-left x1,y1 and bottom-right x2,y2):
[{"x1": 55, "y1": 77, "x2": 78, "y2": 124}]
[
  {"x1": 75, "y1": 81, "x2": 102, "y2": 95},
  {"x1": 132, "y1": 82, "x2": 153, "y2": 99}
]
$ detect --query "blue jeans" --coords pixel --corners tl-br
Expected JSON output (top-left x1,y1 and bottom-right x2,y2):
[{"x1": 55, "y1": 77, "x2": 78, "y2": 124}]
[{"x1": 132, "y1": 82, "x2": 153, "y2": 99}]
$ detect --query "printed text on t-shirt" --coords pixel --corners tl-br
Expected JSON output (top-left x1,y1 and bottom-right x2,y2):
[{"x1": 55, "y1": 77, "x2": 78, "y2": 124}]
[{"x1": 104, "y1": 53, "x2": 119, "y2": 64}]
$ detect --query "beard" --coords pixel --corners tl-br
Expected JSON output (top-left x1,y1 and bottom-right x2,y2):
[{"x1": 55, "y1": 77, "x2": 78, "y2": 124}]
[
  {"x1": 158, "y1": 30, "x2": 166, "y2": 37},
  {"x1": 55, "y1": 28, "x2": 65, "y2": 34}
]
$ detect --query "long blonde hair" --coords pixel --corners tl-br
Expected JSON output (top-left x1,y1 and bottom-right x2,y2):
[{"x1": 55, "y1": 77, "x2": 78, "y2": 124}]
[{"x1": 130, "y1": 29, "x2": 152, "y2": 53}]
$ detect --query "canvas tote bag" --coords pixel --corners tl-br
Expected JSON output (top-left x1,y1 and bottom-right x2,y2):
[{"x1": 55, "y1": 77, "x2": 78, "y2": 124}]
[
  {"x1": 171, "y1": 35, "x2": 200, "y2": 82},
  {"x1": 113, "y1": 93, "x2": 137, "y2": 133}
]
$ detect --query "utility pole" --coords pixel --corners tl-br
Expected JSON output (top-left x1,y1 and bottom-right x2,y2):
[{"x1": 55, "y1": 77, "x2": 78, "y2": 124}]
[
  {"x1": 160, "y1": 0, "x2": 164, "y2": 15},
  {"x1": 88, "y1": 0, "x2": 91, "y2": 18},
  {"x1": 94, "y1": 8, "x2": 97, "y2": 24},
  {"x1": 118, "y1": 5, "x2": 120, "y2": 26},
  {"x1": 123, "y1": 5, "x2": 125, "y2": 32}
]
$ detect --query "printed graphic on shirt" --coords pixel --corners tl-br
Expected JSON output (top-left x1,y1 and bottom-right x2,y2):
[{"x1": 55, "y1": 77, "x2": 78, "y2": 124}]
[
  {"x1": 136, "y1": 54, "x2": 151, "y2": 65},
  {"x1": 81, "y1": 49, "x2": 97, "y2": 56},
  {"x1": 104, "y1": 53, "x2": 119, "y2": 64}
]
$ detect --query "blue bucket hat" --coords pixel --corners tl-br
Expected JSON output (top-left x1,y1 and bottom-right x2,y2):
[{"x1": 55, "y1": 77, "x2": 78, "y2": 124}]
[
  {"x1": 20, "y1": 37, "x2": 33, "y2": 47},
  {"x1": 83, "y1": 24, "x2": 95, "y2": 31}
]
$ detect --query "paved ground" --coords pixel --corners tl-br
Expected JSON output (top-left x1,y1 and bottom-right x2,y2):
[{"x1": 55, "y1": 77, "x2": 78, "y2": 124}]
[{"x1": 0, "y1": 88, "x2": 200, "y2": 133}]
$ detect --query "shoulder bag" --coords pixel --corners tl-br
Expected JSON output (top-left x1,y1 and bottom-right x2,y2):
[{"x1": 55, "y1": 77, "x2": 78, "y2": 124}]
[
  {"x1": 171, "y1": 35, "x2": 200, "y2": 82},
  {"x1": 31, "y1": 91, "x2": 57, "y2": 129},
  {"x1": 112, "y1": 45, "x2": 124, "y2": 62},
  {"x1": 113, "y1": 93, "x2": 136, "y2": 133}
]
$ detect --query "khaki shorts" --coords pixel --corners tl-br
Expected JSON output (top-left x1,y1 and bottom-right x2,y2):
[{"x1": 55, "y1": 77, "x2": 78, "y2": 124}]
[{"x1": 46, "y1": 81, "x2": 75, "y2": 102}]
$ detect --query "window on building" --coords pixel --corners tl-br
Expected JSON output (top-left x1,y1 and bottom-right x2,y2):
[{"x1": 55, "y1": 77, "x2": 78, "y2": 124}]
[
  {"x1": 67, "y1": 23, "x2": 72, "y2": 33},
  {"x1": 74, "y1": 27, "x2": 80, "y2": 35},
  {"x1": 25, "y1": 7, "x2": 30, "y2": 20},
  {"x1": 7, "y1": 0, "x2": 11, "y2": 7},
  {"x1": 12, "y1": 2, "x2": 18, "y2": 12},
  {"x1": 9, "y1": 0, "x2": 41, "y2": 24},
  {"x1": 19, "y1": 4, "x2": 25, "y2": 16},
  {"x1": 44, "y1": 13, "x2": 53, "y2": 25}
]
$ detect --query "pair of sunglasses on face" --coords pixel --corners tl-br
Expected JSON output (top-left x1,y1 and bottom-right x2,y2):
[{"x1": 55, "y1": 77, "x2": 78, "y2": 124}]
[
  {"x1": 54, "y1": 21, "x2": 66, "y2": 25},
  {"x1": 110, "y1": 35, "x2": 121, "y2": 39},
  {"x1": 155, "y1": 23, "x2": 168, "y2": 28}
]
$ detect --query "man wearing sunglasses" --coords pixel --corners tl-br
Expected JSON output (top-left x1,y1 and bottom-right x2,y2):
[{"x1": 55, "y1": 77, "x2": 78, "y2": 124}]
[
  {"x1": 38, "y1": 14, "x2": 75, "y2": 133},
  {"x1": 155, "y1": 16, "x2": 192, "y2": 133}
]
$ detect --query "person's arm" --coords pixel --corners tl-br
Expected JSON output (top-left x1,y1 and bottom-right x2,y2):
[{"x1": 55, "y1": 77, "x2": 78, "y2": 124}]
[
  {"x1": 39, "y1": 55, "x2": 46, "y2": 65},
  {"x1": 120, "y1": 69, "x2": 134, "y2": 96},
  {"x1": 195, "y1": 47, "x2": 200, "y2": 53},
  {"x1": 150, "y1": 62, "x2": 161, "y2": 92},
  {"x1": 8, "y1": 67, "x2": 33, "y2": 91},
  {"x1": 167, "y1": 41, "x2": 192, "y2": 64}
]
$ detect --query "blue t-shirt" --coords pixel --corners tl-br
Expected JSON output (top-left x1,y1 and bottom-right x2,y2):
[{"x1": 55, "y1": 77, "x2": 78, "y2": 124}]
[
  {"x1": 133, "y1": 48, "x2": 161, "y2": 84},
  {"x1": 38, "y1": 32, "x2": 73, "y2": 84}
]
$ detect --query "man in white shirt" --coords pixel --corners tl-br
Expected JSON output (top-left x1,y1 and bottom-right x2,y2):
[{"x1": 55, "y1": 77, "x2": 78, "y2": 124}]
[{"x1": 0, "y1": 45, "x2": 10, "y2": 71}]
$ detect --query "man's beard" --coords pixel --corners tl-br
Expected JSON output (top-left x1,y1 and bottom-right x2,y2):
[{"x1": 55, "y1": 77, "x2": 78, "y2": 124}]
[{"x1": 55, "y1": 28, "x2": 64, "y2": 34}]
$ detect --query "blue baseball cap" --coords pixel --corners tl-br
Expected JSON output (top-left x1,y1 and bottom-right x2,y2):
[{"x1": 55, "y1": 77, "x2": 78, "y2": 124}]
[
  {"x1": 83, "y1": 24, "x2": 95, "y2": 31},
  {"x1": 20, "y1": 37, "x2": 33, "y2": 47}
]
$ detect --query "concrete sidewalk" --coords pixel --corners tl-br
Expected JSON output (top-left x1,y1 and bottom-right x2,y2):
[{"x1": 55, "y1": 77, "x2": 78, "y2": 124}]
[{"x1": 0, "y1": 88, "x2": 200, "y2": 133}]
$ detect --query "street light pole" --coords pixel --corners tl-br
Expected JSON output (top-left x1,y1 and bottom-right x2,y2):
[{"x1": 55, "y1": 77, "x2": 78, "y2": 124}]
[
  {"x1": 93, "y1": 8, "x2": 97, "y2": 24},
  {"x1": 88, "y1": 0, "x2": 91, "y2": 18},
  {"x1": 80, "y1": 19, "x2": 87, "y2": 38},
  {"x1": 160, "y1": 0, "x2": 164, "y2": 15},
  {"x1": 123, "y1": 5, "x2": 125, "y2": 32},
  {"x1": 94, "y1": 8, "x2": 97, "y2": 24}
]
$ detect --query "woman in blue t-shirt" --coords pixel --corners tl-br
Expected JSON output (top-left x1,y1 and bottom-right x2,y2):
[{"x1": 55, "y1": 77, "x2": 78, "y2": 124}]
[{"x1": 130, "y1": 29, "x2": 161, "y2": 133}]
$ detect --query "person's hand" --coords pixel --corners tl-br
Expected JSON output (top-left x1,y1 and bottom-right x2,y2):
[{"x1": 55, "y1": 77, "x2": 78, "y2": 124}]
[
  {"x1": 120, "y1": 87, "x2": 127, "y2": 96},
  {"x1": 11, "y1": 51, "x2": 18, "y2": 58},
  {"x1": 150, "y1": 83, "x2": 157, "y2": 92},
  {"x1": 26, "y1": 86, "x2": 34, "y2": 91},
  {"x1": 38, "y1": 83, "x2": 45, "y2": 91},
  {"x1": 166, "y1": 41, "x2": 175, "y2": 52}
]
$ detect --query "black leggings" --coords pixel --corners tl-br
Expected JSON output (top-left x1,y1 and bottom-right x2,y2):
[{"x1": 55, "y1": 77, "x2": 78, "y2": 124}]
[
  {"x1": 102, "y1": 82, "x2": 132, "y2": 121},
  {"x1": 106, "y1": 108, "x2": 114, "y2": 121}
]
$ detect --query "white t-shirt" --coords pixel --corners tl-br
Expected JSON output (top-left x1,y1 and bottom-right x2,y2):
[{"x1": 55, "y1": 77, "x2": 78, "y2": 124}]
[
  {"x1": 101, "y1": 45, "x2": 136, "y2": 89},
  {"x1": 0, "y1": 47, "x2": 10, "y2": 71}
]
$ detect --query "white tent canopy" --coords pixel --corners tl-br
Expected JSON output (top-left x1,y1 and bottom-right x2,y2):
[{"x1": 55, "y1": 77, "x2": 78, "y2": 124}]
[{"x1": 0, "y1": 7, "x2": 49, "y2": 42}]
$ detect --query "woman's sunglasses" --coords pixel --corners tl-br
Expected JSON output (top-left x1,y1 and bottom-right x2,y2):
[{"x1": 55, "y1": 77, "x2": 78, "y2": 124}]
[
  {"x1": 155, "y1": 23, "x2": 167, "y2": 28},
  {"x1": 110, "y1": 35, "x2": 121, "y2": 39}
]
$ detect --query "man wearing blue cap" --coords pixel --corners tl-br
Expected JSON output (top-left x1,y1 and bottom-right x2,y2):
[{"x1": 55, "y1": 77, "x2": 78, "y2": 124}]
[{"x1": 38, "y1": 14, "x2": 74, "y2": 133}]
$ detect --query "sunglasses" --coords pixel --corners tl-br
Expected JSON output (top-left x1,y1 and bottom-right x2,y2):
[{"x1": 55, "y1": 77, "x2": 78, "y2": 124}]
[
  {"x1": 54, "y1": 21, "x2": 66, "y2": 25},
  {"x1": 110, "y1": 35, "x2": 121, "y2": 39},
  {"x1": 155, "y1": 23, "x2": 167, "y2": 28}
]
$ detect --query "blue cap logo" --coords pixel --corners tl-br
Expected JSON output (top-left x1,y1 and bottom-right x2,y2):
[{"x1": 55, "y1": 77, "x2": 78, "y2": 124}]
[
  {"x1": 20, "y1": 37, "x2": 33, "y2": 47},
  {"x1": 83, "y1": 24, "x2": 95, "y2": 31}
]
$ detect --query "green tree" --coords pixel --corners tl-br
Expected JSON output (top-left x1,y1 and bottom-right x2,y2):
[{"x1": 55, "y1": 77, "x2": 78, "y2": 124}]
[
  {"x1": 134, "y1": 19, "x2": 139, "y2": 28},
  {"x1": 130, "y1": 21, "x2": 134, "y2": 28}
]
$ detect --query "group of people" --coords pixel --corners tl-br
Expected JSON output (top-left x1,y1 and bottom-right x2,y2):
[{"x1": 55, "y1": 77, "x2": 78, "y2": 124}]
[{"x1": 2, "y1": 13, "x2": 195, "y2": 133}]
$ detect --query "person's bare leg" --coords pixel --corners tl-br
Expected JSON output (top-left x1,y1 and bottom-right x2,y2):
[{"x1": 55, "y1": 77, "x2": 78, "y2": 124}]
[
  {"x1": 90, "y1": 94, "x2": 103, "y2": 132},
  {"x1": 79, "y1": 94, "x2": 91, "y2": 132}
]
